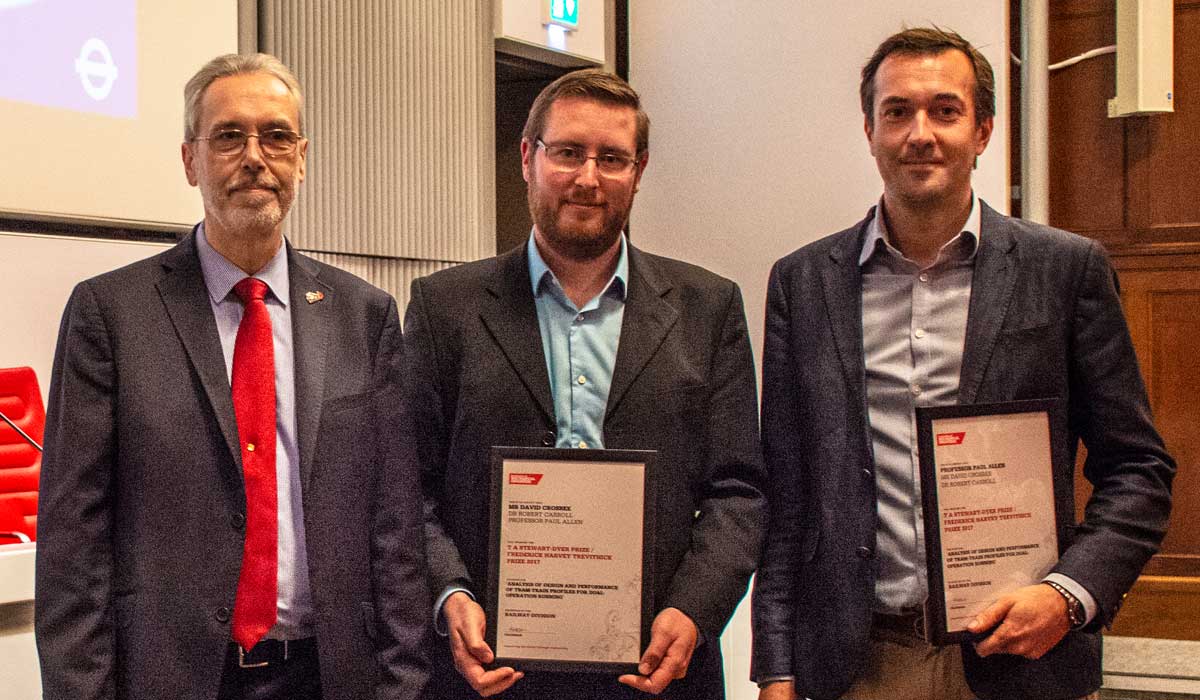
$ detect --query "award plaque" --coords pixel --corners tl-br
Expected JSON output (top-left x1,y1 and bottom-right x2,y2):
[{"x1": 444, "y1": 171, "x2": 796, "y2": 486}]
[
  {"x1": 916, "y1": 399, "x2": 1067, "y2": 645},
  {"x1": 486, "y1": 447, "x2": 656, "y2": 673}
]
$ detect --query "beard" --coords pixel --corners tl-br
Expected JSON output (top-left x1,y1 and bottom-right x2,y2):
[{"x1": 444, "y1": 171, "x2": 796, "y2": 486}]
[
  {"x1": 527, "y1": 183, "x2": 627, "y2": 262},
  {"x1": 203, "y1": 175, "x2": 295, "y2": 236}
]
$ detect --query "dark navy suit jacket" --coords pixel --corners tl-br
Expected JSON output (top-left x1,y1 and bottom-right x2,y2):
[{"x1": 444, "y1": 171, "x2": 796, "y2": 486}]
[{"x1": 751, "y1": 202, "x2": 1174, "y2": 700}]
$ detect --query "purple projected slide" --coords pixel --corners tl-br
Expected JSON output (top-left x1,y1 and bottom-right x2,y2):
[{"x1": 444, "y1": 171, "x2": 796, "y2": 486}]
[{"x1": 0, "y1": 0, "x2": 137, "y2": 118}]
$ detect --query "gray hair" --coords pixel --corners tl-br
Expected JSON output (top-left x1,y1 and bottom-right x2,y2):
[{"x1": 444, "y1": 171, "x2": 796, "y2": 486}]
[{"x1": 183, "y1": 53, "x2": 303, "y2": 141}]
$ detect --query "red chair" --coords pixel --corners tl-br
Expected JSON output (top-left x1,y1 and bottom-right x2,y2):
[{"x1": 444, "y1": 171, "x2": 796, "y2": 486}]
[{"x1": 0, "y1": 366, "x2": 44, "y2": 544}]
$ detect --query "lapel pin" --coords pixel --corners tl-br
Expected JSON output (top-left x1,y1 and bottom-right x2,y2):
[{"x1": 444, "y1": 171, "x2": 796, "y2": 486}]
[{"x1": 305, "y1": 291, "x2": 325, "y2": 304}]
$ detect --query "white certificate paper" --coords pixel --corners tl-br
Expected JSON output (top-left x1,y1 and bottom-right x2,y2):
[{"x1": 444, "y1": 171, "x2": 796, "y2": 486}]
[
  {"x1": 488, "y1": 450, "x2": 651, "y2": 671},
  {"x1": 919, "y1": 403, "x2": 1062, "y2": 643}
]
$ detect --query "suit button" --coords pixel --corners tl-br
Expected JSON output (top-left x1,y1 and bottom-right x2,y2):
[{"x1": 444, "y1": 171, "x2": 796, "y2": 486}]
[
  {"x1": 856, "y1": 546, "x2": 874, "y2": 559},
  {"x1": 861, "y1": 469, "x2": 872, "y2": 480},
  {"x1": 231, "y1": 513, "x2": 245, "y2": 530},
  {"x1": 541, "y1": 431, "x2": 555, "y2": 447},
  {"x1": 215, "y1": 607, "x2": 231, "y2": 623}
]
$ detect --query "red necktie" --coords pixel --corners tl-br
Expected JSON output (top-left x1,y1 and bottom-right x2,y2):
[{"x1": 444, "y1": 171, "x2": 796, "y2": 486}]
[{"x1": 230, "y1": 278, "x2": 278, "y2": 650}]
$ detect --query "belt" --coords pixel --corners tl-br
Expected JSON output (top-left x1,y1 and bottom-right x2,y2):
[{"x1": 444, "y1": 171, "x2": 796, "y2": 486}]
[
  {"x1": 871, "y1": 609, "x2": 927, "y2": 643},
  {"x1": 231, "y1": 637, "x2": 317, "y2": 669}
]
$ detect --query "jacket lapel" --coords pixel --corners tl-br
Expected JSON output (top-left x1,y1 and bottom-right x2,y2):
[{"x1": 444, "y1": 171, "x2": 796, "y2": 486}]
[
  {"x1": 822, "y1": 213, "x2": 871, "y2": 396},
  {"x1": 479, "y1": 247, "x2": 555, "y2": 422},
  {"x1": 156, "y1": 231, "x2": 243, "y2": 471},
  {"x1": 958, "y1": 202, "x2": 1018, "y2": 404},
  {"x1": 288, "y1": 248, "x2": 331, "y2": 491},
  {"x1": 606, "y1": 247, "x2": 678, "y2": 419}
]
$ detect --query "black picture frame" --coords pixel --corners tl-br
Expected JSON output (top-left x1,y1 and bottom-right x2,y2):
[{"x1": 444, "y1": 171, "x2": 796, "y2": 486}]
[
  {"x1": 916, "y1": 398, "x2": 1067, "y2": 645},
  {"x1": 486, "y1": 446, "x2": 657, "y2": 673}
]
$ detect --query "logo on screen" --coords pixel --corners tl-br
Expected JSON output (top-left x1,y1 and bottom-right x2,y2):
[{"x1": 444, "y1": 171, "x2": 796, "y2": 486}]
[
  {"x1": 936, "y1": 432, "x2": 966, "y2": 446},
  {"x1": 508, "y1": 473, "x2": 544, "y2": 485},
  {"x1": 75, "y1": 38, "x2": 119, "y2": 101}
]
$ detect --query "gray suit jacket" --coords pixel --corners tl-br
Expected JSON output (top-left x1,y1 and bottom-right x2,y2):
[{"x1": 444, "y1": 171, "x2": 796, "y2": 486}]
[
  {"x1": 750, "y1": 202, "x2": 1174, "y2": 700},
  {"x1": 35, "y1": 232, "x2": 431, "y2": 700},
  {"x1": 403, "y1": 243, "x2": 766, "y2": 699}
]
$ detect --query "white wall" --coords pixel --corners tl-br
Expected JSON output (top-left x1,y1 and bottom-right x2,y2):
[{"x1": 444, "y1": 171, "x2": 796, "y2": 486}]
[
  {"x1": 629, "y1": 4, "x2": 1009, "y2": 698},
  {"x1": 0, "y1": 233, "x2": 170, "y2": 406}
]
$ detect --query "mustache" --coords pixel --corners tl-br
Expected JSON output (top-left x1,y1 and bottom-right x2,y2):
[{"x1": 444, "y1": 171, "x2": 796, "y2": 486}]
[{"x1": 228, "y1": 177, "x2": 280, "y2": 193}]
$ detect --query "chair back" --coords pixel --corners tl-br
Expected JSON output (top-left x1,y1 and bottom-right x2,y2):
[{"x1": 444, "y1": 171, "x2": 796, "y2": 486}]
[{"x1": 0, "y1": 366, "x2": 45, "y2": 543}]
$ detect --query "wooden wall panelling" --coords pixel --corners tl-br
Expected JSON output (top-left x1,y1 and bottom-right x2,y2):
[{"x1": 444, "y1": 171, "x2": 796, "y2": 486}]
[
  {"x1": 1047, "y1": 0, "x2": 1125, "y2": 243},
  {"x1": 1044, "y1": 0, "x2": 1200, "y2": 642},
  {"x1": 1126, "y1": 1, "x2": 1200, "y2": 246},
  {"x1": 1088, "y1": 254, "x2": 1200, "y2": 640}
]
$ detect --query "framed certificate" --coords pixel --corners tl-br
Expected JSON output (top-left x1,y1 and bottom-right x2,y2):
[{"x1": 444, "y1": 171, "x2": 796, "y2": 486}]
[
  {"x1": 486, "y1": 447, "x2": 656, "y2": 673},
  {"x1": 916, "y1": 399, "x2": 1067, "y2": 645}
]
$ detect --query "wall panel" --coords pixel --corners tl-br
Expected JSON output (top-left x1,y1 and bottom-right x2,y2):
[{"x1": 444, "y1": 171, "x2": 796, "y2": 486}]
[{"x1": 261, "y1": 0, "x2": 495, "y2": 264}]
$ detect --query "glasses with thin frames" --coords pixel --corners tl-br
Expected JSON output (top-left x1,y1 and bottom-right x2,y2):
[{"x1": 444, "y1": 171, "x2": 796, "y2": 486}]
[
  {"x1": 536, "y1": 139, "x2": 638, "y2": 177},
  {"x1": 193, "y1": 128, "x2": 304, "y2": 157}
]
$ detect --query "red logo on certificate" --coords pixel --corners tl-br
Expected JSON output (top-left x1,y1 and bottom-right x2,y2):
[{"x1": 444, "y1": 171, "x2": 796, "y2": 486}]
[
  {"x1": 509, "y1": 473, "x2": 544, "y2": 485},
  {"x1": 937, "y1": 432, "x2": 966, "y2": 446}
]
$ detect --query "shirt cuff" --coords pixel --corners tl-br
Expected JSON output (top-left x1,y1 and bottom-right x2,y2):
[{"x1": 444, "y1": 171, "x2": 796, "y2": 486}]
[
  {"x1": 433, "y1": 584, "x2": 474, "y2": 636},
  {"x1": 757, "y1": 676, "x2": 795, "y2": 688},
  {"x1": 1043, "y1": 572, "x2": 1097, "y2": 625}
]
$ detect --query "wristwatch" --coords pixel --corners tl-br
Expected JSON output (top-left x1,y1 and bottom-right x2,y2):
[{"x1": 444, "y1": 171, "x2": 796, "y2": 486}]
[{"x1": 1044, "y1": 580, "x2": 1086, "y2": 629}]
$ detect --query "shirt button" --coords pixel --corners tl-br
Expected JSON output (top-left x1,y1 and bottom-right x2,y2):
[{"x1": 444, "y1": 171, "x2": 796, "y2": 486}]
[
  {"x1": 918, "y1": 273, "x2": 930, "y2": 283},
  {"x1": 577, "y1": 375, "x2": 587, "y2": 385},
  {"x1": 856, "y1": 546, "x2": 874, "y2": 560},
  {"x1": 578, "y1": 441, "x2": 588, "y2": 449},
  {"x1": 541, "y1": 431, "x2": 555, "y2": 447},
  {"x1": 215, "y1": 607, "x2": 232, "y2": 623},
  {"x1": 910, "y1": 384, "x2": 922, "y2": 396},
  {"x1": 914, "y1": 328, "x2": 926, "y2": 338}
]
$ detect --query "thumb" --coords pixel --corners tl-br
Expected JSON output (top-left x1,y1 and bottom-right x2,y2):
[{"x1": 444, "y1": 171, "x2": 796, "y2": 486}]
[{"x1": 968, "y1": 596, "x2": 1013, "y2": 634}]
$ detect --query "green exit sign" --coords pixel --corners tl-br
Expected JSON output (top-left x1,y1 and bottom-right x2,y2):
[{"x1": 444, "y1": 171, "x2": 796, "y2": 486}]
[{"x1": 546, "y1": 0, "x2": 579, "y2": 29}]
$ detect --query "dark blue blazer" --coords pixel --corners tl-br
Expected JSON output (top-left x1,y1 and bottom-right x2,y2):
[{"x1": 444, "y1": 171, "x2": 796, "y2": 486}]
[{"x1": 750, "y1": 202, "x2": 1174, "y2": 700}]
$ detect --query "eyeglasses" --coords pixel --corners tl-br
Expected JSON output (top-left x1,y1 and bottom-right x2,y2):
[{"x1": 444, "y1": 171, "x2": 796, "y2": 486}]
[
  {"x1": 192, "y1": 128, "x2": 304, "y2": 157},
  {"x1": 536, "y1": 139, "x2": 639, "y2": 177}
]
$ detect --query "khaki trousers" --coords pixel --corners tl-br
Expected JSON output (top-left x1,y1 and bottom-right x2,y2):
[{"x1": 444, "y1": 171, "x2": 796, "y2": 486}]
[{"x1": 843, "y1": 620, "x2": 1100, "y2": 700}]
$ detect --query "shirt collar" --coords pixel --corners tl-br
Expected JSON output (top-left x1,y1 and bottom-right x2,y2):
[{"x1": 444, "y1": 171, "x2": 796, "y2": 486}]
[
  {"x1": 196, "y1": 221, "x2": 290, "y2": 307},
  {"x1": 859, "y1": 193, "x2": 982, "y2": 267},
  {"x1": 526, "y1": 230, "x2": 629, "y2": 302}
]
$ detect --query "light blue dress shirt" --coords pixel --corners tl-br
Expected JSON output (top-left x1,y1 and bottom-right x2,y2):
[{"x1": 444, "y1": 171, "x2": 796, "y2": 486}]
[
  {"x1": 860, "y1": 197, "x2": 979, "y2": 613},
  {"x1": 527, "y1": 233, "x2": 628, "y2": 449},
  {"x1": 196, "y1": 224, "x2": 314, "y2": 640}
]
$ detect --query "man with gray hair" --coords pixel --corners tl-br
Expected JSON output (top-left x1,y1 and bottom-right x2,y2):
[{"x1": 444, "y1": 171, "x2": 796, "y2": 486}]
[{"x1": 35, "y1": 53, "x2": 430, "y2": 700}]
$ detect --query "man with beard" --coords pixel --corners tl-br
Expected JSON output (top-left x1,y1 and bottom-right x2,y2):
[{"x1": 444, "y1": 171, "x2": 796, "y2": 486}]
[
  {"x1": 35, "y1": 54, "x2": 430, "y2": 700},
  {"x1": 404, "y1": 69, "x2": 766, "y2": 699},
  {"x1": 750, "y1": 27, "x2": 1173, "y2": 700}
]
